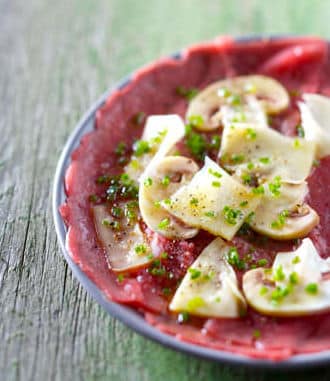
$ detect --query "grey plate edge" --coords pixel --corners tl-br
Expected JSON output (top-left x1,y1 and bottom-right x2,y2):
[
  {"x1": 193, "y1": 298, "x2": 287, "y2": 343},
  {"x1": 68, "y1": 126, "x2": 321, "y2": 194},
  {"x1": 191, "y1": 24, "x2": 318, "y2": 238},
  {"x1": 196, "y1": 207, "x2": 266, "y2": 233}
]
[{"x1": 52, "y1": 34, "x2": 330, "y2": 370}]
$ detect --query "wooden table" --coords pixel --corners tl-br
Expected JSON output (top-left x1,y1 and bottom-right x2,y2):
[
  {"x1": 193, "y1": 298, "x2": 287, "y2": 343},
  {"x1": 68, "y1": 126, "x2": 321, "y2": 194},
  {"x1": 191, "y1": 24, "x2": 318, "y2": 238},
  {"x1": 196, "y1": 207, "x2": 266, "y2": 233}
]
[{"x1": 2, "y1": 0, "x2": 330, "y2": 379}]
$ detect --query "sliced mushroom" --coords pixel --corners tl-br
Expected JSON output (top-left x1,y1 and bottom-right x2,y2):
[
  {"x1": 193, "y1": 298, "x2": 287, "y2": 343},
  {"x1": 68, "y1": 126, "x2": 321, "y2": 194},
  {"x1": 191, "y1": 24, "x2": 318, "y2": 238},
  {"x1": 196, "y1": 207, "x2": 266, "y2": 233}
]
[
  {"x1": 186, "y1": 75, "x2": 289, "y2": 131},
  {"x1": 219, "y1": 123, "x2": 316, "y2": 183},
  {"x1": 162, "y1": 157, "x2": 261, "y2": 240},
  {"x1": 92, "y1": 203, "x2": 152, "y2": 271},
  {"x1": 170, "y1": 237, "x2": 246, "y2": 318},
  {"x1": 243, "y1": 238, "x2": 330, "y2": 317},
  {"x1": 125, "y1": 114, "x2": 185, "y2": 181},
  {"x1": 250, "y1": 181, "x2": 319, "y2": 240},
  {"x1": 139, "y1": 156, "x2": 199, "y2": 239},
  {"x1": 298, "y1": 93, "x2": 330, "y2": 159}
]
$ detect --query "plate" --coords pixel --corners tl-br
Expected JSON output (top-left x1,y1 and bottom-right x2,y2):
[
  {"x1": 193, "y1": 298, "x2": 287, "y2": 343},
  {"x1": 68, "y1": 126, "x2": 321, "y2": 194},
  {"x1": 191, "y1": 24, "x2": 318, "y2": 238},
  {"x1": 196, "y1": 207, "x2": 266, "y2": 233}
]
[{"x1": 53, "y1": 36, "x2": 330, "y2": 369}]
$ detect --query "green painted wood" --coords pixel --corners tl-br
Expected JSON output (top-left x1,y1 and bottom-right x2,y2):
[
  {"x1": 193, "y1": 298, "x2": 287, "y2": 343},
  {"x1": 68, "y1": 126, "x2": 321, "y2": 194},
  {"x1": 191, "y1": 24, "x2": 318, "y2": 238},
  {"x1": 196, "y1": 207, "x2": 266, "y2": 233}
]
[{"x1": 1, "y1": 0, "x2": 330, "y2": 380}]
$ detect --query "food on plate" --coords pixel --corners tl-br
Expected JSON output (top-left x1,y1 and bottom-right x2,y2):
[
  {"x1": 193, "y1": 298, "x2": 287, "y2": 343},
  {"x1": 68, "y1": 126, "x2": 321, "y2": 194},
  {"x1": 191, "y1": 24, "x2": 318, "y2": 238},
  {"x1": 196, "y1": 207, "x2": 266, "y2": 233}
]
[
  {"x1": 60, "y1": 36, "x2": 330, "y2": 360},
  {"x1": 170, "y1": 237, "x2": 246, "y2": 318},
  {"x1": 243, "y1": 238, "x2": 330, "y2": 316}
]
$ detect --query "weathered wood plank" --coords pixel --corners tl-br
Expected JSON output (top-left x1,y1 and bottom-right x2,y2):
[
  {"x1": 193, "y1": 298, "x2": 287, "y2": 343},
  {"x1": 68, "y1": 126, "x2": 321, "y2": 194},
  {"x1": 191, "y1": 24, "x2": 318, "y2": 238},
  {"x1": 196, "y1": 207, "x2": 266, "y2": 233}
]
[{"x1": 2, "y1": 0, "x2": 330, "y2": 380}]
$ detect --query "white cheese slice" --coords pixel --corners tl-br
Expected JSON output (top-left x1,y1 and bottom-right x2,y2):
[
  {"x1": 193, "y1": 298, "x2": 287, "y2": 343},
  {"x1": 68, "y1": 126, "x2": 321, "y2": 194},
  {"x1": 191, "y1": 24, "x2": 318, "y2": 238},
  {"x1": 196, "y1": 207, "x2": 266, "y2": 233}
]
[
  {"x1": 125, "y1": 114, "x2": 185, "y2": 181},
  {"x1": 92, "y1": 204, "x2": 152, "y2": 271},
  {"x1": 162, "y1": 157, "x2": 261, "y2": 240},
  {"x1": 219, "y1": 123, "x2": 316, "y2": 183},
  {"x1": 250, "y1": 180, "x2": 319, "y2": 240},
  {"x1": 221, "y1": 95, "x2": 268, "y2": 130},
  {"x1": 298, "y1": 93, "x2": 330, "y2": 159},
  {"x1": 243, "y1": 238, "x2": 330, "y2": 316},
  {"x1": 169, "y1": 237, "x2": 246, "y2": 318}
]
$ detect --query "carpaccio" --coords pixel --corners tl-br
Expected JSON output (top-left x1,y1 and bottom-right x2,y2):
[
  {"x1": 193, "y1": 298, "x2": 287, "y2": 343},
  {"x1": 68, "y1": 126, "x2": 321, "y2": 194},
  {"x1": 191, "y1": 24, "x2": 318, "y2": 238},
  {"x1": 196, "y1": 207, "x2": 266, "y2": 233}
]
[{"x1": 60, "y1": 36, "x2": 330, "y2": 360}]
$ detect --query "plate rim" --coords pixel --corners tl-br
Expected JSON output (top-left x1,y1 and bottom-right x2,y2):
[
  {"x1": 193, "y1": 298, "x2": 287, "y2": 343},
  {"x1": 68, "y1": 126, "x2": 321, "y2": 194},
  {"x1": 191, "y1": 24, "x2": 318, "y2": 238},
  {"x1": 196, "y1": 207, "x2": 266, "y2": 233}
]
[{"x1": 52, "y1": 34, "x2": 330, "y2": 370}]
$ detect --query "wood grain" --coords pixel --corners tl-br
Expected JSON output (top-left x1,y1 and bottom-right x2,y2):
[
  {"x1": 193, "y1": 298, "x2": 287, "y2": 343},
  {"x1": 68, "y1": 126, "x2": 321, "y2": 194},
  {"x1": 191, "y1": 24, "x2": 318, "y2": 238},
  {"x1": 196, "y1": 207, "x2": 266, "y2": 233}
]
[{"x1": 1, "y1": 0, "x2": 330, "y2": 380}]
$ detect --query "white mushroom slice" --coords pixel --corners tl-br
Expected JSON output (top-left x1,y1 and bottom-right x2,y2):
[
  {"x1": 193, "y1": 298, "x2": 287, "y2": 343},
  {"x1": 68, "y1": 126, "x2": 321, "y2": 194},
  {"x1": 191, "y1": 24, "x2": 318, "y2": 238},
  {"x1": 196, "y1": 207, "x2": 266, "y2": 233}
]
[
  {"x1": 219, "y1": 123, "x2": 316, "y2": 183},
  {"x1": 170, "y1": 237, "x2": 246, "y2": 318},
  {"x1": 125, "y1": 114, "x2": 185, "y2": 181},
  {"x1": 298, "y1": 93, "x2": 330, "y2": 159},
  {"x1": 162, "y1": 157, "x2": 261, "y2": 240},
  {"x1": 92, "y1": 203, "x2": 151, "y2": 271},
  {"x1": 186, "y1": 75, "x2": 289, "y2": 130},
  {"x1": 250, "y1": 180, "x2": 319, "y2": 240},
  {"x1": 243, "y1": 238, "x2": 330, "y2": 316},
  {"x1": 139, "y1": 156, "x2": 199, "y2": 239}
]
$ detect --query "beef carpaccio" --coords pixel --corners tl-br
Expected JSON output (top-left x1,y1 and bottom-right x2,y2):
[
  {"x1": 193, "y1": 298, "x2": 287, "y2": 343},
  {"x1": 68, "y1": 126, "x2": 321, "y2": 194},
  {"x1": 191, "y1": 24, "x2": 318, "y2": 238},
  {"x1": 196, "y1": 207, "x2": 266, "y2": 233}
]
[{"x1": 60, "y1": 36, "x2": 330, "y2": 360}]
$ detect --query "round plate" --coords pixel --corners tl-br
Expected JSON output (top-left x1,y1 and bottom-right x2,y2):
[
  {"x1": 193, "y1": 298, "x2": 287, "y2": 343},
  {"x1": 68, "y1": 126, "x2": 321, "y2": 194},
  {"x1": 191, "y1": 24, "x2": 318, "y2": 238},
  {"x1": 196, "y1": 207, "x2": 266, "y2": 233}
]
[{"x1": 53, "y1": 36, "x2": 330, "y2": 369}]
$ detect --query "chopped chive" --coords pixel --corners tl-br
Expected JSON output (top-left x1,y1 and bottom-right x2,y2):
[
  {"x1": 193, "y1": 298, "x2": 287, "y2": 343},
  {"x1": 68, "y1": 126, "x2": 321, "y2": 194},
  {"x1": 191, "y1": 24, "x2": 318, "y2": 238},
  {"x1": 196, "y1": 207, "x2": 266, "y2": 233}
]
[
  {"x1": 111, "y1": 206, "x2": 122, "y2": 218},
  {"x1": 273, "y1": 265, "x2": 285, "y2": 281},
  {"x1": 223, "y1": 206, "x2": 242, "y2": 225},
  {"x1": 245, "y1": 127, "x2": 257, "y2": 140},
  {"x1": 133, "y1": 139, "x2": 151, "y2": 156},
  {"x1": 252, "y1": 185, "x2": 265, "y2": 195},
  {"x1": 228, "y1": 94, "x2": 242, "y2": 106},
  {"x1": 209, "y1": 135, "x2": 221, "y2": 150},
  {"x1": 241, "y1": 173, "x2": 252, "y2": 185},
  {"x1": 226, "y1": 246, "x2": 245, "y2": 270},
  {"x1": 305, "y1": 283, "x2": 318, "y2": 294},
  {"x1": 162, "y1": 287, "x2": 171, "y2": 296},
  {"x1": 208, "y1": 168, "x2": 222, "y2": 178},
  {"x1": 158, "y1": 218, "x2": 170, "y2": 230},
  {"x1": 292, "y1": 256, "x2": 301, "y2": 264},
  {"x1": 259, "y1": 286, "x2": 268, "y2": 296},
  {"x1": 161, "y1": 175, "x2": 170, "y2": 186},
  {"x1": 212, "y1": 181, "x2": 221, "y2": 187},
  {"x1": 115, "y1": 142, "x2": 127, "y2": 156},
  {"x1": 289, "y1": 271, "x2": 299, "y2": 285},
  {"x1": 176, "y1": 86, "x2": 198, "y2": 101},
  {"x1": 89, "y1": 194, "x2": 99, "y2": 203},
  {"x1": 188, "y1": 114, "x2": 204, "y2": 128},
  {"x1": 188, "y1": 268, "x2": 202, "y2": 280},
  {"x1": 296, "y1": 124, "x2": 305, "y2": 138},
  {"x1": 259, "y1": 156, "x2": 270, "y2": 164},
  {"x1": 247, "y1": 162, "x2": 254, "y2": 170},
  {"x1": 257, "y1": 258, "x2": 268, "y2": 267},
  {"x1": 144, "y1": 177, "x2": 153, "y2": 187},
  {"x1": 231, "y1": 153, "x2": 245, "y2": 164},
  {"x1": 190, "y1": 197, "x2": 199, "y2": 206},
  {"x1": 177, "y1": 311, "x2": 190, "y2": 323},
  {"x1": 132, "y1": 111, "x2": 146, "y2": 125},
  {"x1": 161, "y1": 252, "x2": 168, "y2": 259},
  {"x1": 218, "y1": 87, "x2": 231, "y2": 98},
  {"x1": 204, "y1": 211, "x2": 216, "y2": 218},
  {"x1": 134, "y1": 244, "x2": 148, "y2": 255},
  {"x1": 268, "y1": 176, "x2": 282, "y2": 197}
]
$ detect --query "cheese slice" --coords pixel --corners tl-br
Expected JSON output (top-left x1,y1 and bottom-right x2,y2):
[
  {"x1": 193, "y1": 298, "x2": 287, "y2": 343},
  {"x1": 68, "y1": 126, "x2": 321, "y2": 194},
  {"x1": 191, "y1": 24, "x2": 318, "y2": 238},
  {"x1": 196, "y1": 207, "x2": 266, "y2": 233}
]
[
  {"x1": 170, "y1": 237, "x2": 246, "y2": 318},
  {"x1": 92, "y1": 204, "x2": 152, "y2": 271},
  {"x1": 221, "y1": 95, "x2": 268, "y2": 129},
  {"x1": 219, "y1": 123, "x2": 316, "y2": 183},
  {"x1": 125, "y1": 114, "x2": 185, "y2": 181},
  {"x1": 162, "y1": 157, "x2": 261, "y2": 240},
  {"x1": 298, "y1": 93, "x2": 330, "y2": 159},
  {"x1": 243, "y1": 238, "x2": 330, "y2": 316}
]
